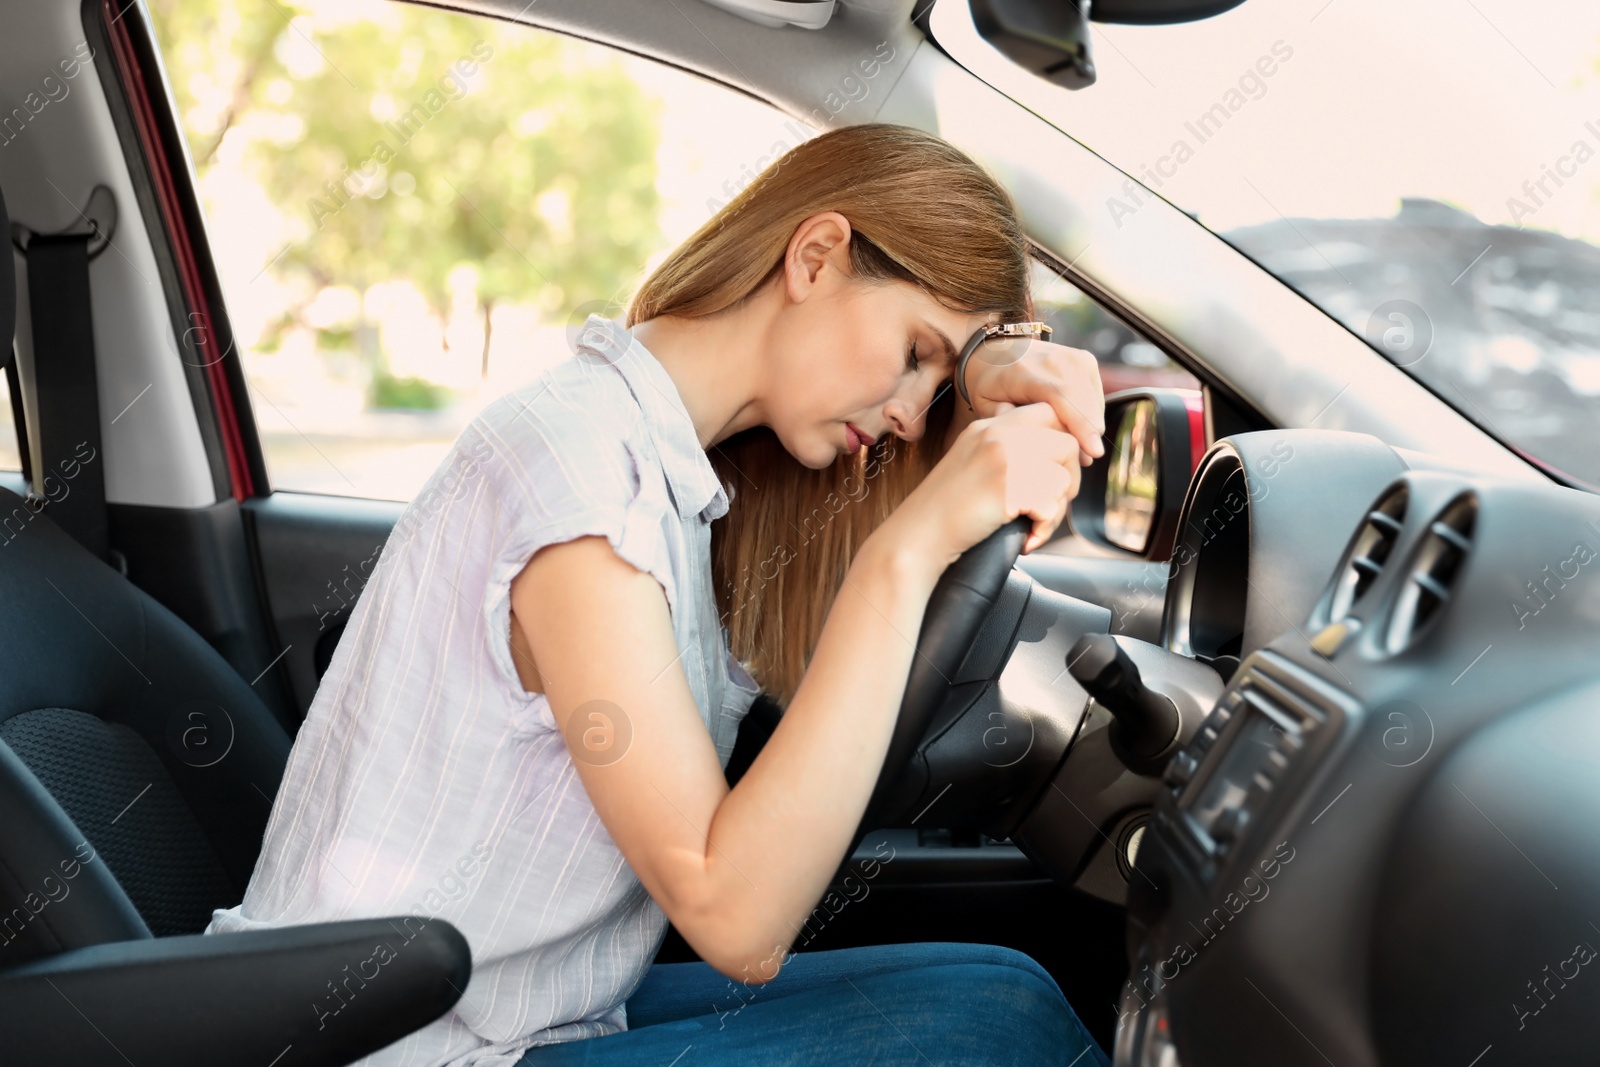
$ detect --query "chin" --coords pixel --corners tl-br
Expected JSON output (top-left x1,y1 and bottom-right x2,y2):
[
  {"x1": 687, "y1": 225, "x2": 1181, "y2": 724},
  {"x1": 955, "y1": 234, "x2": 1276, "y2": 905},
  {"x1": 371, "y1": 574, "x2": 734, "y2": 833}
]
[
  {"x1": 798, "y1": 447, "x2": 835, "y2": 471},
  {"x1": 774, "y1": 426, "x2": 836, "y2": 470}
]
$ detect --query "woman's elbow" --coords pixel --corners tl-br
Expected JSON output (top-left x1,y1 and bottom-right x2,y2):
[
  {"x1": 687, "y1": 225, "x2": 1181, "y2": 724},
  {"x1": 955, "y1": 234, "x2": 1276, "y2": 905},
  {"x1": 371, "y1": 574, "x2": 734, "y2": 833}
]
[
  {"x1": 698, "y1": 937, "x2": 791, "y2": 986},
  {"x1": 674, "y1": 906, "x2": 791, "y2": 984},
  {"x1": 655, "y1": 866, "x2": 793, "y2": 983}
]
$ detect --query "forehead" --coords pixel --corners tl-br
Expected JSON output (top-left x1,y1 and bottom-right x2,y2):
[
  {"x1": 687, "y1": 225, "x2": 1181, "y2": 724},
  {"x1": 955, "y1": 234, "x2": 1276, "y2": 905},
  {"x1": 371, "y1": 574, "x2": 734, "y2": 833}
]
[{"x1": 872, "y1": 281, "x2": 992, "y2": 326}]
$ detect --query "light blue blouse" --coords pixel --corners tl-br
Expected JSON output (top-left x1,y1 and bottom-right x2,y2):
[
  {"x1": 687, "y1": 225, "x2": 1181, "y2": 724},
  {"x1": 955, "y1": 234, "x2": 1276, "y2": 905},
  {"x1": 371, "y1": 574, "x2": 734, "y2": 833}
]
[{"x1": 205, "y1": 314, "x2": 761, "y2": 1066}]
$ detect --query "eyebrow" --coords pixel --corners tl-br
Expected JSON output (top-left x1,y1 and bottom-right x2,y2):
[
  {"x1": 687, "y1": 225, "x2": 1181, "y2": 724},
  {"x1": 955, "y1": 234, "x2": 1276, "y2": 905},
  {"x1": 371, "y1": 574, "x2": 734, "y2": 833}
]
[{"x1": 927, "y1": 322, "x2": 959, "y2": 366}]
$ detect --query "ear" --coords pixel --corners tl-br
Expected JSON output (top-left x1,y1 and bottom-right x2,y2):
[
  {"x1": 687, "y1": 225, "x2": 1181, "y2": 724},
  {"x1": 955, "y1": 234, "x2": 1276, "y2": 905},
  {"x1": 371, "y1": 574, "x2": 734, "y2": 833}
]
[{"x1": 782, "y1": 211, "x2": 853, "y2": 305}]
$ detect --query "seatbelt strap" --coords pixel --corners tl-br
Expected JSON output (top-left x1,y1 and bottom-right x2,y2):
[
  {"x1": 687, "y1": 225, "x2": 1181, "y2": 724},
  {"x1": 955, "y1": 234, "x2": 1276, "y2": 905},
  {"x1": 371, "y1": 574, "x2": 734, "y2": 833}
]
[{"x1": 25, "y1": 233, "x2": 109, "y2": 563}]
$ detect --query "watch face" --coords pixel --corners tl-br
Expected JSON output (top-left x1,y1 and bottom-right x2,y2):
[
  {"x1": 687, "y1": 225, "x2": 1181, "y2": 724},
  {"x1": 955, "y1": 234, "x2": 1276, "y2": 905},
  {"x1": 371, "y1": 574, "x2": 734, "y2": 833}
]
[{"x1": 973, "y1": 334, "x2": 1033, "y2": 372}]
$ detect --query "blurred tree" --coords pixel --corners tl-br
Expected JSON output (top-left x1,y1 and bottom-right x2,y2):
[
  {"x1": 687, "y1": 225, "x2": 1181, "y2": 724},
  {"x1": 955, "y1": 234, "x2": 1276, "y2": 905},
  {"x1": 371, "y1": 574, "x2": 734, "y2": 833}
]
[{"x1": 148, "y1": 0, "x2": 661, "y2": 401}]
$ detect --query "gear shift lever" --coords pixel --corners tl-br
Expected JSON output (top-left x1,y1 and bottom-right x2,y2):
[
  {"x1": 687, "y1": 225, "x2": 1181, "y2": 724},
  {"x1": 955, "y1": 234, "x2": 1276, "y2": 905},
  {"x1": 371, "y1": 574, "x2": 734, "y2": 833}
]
[{"x1": 1067, "y1": 633, "x2": 1182, "y2": 775}]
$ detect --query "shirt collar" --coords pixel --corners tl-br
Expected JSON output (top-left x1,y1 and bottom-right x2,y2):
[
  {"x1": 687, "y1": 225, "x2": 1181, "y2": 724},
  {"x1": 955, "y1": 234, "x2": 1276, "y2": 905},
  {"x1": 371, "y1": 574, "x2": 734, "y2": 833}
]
[{"x1": 578, "y1": 314, "x2": 729, "y2": 525}]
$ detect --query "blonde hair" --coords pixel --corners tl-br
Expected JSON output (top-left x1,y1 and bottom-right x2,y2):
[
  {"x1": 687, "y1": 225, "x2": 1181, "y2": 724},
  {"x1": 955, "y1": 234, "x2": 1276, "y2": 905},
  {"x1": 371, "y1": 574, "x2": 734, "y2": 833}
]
[{"x1": 627, "y1": 122, "x2": 1032, "y2": 708}]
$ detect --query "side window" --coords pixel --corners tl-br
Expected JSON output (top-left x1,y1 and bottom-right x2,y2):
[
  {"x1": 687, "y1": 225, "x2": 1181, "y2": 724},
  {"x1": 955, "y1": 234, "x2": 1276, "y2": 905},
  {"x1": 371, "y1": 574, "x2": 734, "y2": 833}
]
[
  {"x1": 147, "y1": 1, "x2": 811, "y2": 501},
  {"x1": 1030, "y1": 258, "x2": 1199, "y2": 395}
]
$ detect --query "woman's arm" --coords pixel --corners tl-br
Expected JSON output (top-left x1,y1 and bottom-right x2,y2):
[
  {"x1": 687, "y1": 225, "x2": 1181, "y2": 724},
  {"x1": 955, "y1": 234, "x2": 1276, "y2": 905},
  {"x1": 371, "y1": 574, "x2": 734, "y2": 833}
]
[
  {"x1": 948, "y1": 337, "x2": 1106, "y2": 467},
  {"x1": 510, "y1": 523, "x2": 945, "y2": 984}
]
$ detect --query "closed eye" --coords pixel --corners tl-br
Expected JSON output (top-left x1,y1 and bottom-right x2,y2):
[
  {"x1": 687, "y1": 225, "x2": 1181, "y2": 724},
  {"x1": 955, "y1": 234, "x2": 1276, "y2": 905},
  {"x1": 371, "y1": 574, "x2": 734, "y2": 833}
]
[{"x1": 906, "y1": 339, "x2": 919, "y2": 373}]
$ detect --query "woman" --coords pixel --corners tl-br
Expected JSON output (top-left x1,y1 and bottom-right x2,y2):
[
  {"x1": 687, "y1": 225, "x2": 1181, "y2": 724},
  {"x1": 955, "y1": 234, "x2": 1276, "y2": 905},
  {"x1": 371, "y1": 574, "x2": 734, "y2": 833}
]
[{"x1": 207, "y1": 123, "x2": 1111, "y2": 1066}]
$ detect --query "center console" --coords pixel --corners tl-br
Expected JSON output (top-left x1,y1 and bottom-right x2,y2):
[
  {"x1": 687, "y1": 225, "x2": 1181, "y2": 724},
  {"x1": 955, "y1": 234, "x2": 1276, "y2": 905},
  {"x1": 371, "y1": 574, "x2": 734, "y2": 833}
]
[{"x1": 1159, "y1": 653, "x2": 1350, "y2": 880}]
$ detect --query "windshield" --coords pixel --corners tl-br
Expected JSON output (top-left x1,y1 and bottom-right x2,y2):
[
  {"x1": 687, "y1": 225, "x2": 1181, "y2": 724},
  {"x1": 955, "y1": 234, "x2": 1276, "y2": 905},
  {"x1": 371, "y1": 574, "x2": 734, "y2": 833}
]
[{"x1": 933, "y1": 0, "x2": 1600, "y2": 488}]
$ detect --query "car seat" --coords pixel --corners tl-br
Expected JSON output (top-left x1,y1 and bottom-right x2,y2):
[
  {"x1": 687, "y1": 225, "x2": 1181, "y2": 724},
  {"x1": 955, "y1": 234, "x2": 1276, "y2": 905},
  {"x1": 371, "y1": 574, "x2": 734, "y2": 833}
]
[{"x1": 0, "y1": 179, "x2": 469, "y2": 1067}]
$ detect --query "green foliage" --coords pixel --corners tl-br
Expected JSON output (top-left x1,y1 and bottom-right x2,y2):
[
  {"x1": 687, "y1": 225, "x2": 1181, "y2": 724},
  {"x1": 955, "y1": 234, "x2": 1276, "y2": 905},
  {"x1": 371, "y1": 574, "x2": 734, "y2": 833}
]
[
  {"x1": 369, "y1": 370, "x2": 448, "y2": 411},
  {"x1": 314, "y1": 325, "x2": 354, "y2": 350},
  {"x1": 148, "y1": 0, "x2": 662, "y2": 392}
]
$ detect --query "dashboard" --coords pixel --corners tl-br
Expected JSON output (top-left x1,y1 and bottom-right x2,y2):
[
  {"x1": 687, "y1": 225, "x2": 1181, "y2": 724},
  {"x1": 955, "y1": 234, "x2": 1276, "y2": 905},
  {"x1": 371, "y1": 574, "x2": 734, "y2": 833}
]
[
  {"x1": 1159, "y1": 431, "x2": 1407, "y2": 679},
  {"x1": 1116, "y1": 429, "x2": 1600, "y2": 1066}
]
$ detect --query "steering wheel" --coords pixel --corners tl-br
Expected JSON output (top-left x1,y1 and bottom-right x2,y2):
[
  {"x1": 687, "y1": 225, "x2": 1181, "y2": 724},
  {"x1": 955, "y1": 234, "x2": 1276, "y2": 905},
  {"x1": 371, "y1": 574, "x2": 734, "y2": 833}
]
[{"x1": 853, "y1": 515, "x2": 1033, "y2": 841}]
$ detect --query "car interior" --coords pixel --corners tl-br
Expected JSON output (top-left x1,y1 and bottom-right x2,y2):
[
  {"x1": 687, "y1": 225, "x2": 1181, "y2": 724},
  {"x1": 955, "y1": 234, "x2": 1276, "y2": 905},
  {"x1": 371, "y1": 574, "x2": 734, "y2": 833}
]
[{"x1": 2, "y1": 0, "x2": 1599, "y2": 1064}]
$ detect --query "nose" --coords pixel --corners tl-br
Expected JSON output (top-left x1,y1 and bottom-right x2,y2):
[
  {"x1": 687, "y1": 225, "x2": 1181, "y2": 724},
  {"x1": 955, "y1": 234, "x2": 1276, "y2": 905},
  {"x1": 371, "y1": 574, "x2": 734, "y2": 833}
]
[{"x1": 883, "y1": 394, "x2": 927, "y2": 443}]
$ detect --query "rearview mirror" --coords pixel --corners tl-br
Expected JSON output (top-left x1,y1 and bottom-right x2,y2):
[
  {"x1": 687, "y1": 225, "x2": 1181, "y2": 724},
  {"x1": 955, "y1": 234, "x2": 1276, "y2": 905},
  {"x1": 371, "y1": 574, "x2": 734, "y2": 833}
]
[
  {"x1": 968, "y1": 0, "x2": 1249, "y2": 91},
  {"x1": 968, "y1": 0, "x2": 1096, "y2": 88},
  {"x1": 1072, "y1": 388, "x2": 1203, "y2": 557}
]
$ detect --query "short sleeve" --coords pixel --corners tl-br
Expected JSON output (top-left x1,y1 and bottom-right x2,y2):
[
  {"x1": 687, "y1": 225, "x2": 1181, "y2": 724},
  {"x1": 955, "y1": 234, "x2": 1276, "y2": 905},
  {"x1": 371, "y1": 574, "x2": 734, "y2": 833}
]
[{"x1": 474, "y1": 375, "x2": 679, "y2": 734}]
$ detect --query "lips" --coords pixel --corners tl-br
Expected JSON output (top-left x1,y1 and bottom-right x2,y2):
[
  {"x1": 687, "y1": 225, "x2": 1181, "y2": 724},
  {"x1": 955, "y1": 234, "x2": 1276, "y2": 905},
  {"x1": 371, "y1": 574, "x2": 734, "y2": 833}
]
[{"x1": 844, "y1": 423, "x2": 865, "y2": 454}]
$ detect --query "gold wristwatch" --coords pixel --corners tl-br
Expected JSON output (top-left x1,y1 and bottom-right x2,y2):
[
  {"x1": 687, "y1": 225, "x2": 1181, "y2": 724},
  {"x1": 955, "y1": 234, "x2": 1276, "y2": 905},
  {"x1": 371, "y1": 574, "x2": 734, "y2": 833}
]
[{"x1": 956, "y1": 321, "x2": 1052, "y2": 411}]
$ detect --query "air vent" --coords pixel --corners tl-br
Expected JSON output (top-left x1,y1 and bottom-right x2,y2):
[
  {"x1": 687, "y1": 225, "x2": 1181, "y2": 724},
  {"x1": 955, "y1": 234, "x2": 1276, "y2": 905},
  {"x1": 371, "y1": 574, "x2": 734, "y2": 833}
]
[
  {"x1": 1384, "y1": 493, "x2": 1477, "y2": 653},
  {"x1": 1326, "y1": 486, "x2": 1408, "y2": 623}
]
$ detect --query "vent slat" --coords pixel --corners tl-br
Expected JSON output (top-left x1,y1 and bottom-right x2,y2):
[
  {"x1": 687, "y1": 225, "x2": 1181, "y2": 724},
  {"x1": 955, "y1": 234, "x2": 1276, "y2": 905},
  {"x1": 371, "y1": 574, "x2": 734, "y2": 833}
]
[
  {"x1": 1368, "y1": 511, "x2": 1403, "y2": 535},
  {"x1": 1430, "y1": 520, "x2": 1472, "y2": 553},
  {"x1": 1383, "y1": 493, "x2": 1476, "y2": 655},
  {"x1": 1326, "y1": 486, "x2": 1409, "y2": 626},
  {"x1": 1413, "y1": 572, "x2": 1451, "y2": 603}
]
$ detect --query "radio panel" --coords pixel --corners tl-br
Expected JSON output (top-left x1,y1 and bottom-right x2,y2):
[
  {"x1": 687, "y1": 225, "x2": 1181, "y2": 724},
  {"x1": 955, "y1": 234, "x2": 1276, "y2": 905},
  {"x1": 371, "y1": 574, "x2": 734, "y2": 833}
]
[{"x1": 1160, "y1": 653, "x2": 1345, "y2": 873}]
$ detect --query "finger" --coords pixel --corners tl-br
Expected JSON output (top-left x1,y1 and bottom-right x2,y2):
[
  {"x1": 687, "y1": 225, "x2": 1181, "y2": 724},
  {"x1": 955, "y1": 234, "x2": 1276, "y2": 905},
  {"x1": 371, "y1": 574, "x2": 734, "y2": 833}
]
[
  {"x1": 1011, "y1": 423, "x2": 1083, "y2": 469},
  {"x1": 1021, "y1": 463, "x2": 1080, "y2": 552},
  {"x1": 1023, "y1": 511, "x2": 1049, "y2": 554},
  {"x1": 1036, "y1": 355, "x2": 1100, "y2": 460},
  {"x1": 1011, "y1": 362, "x2": 1107, "y2": 459},
  {"x1": 1051, "y1": 388, "x2": 1106, "y2": 460},
  {"x1": 994, "y1": 401, "x2": 1017, "y2": 415},
  {"x1": 1015, "y1": 448, "x2": 1082, "y2": 548},
  {"x1": 1048, "y1": 463, "x2": 1083, "y2": 546},
  {"x1": 1001, "y1": 401, "x2": 1070, "y2": 434}
]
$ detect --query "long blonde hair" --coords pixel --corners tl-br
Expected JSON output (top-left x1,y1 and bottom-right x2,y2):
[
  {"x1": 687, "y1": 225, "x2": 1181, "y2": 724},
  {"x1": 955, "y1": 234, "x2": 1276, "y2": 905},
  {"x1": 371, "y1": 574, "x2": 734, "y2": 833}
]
[{"x1": 627, "y1": 123, "x2": 1032, "y2": 708}]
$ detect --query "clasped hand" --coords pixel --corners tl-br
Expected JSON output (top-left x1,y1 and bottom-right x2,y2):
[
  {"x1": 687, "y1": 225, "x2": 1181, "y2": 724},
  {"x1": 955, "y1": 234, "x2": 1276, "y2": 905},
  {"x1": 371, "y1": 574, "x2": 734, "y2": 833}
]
[{"x1": 955, "y1": 337, "x2": 1107, "y2": 466}]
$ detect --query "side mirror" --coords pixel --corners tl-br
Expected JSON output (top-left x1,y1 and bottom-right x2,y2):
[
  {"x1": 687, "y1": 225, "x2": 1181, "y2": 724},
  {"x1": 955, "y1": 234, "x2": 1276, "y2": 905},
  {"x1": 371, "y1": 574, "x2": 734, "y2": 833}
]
[{"x1": 1072, "y1": 388, "x2": 1203, "y2": 558}]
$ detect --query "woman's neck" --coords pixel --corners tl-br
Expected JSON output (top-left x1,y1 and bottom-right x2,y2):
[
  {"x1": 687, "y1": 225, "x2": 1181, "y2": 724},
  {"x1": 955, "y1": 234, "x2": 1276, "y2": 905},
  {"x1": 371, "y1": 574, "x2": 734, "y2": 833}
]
[{"x1": 631, "y1": 300, "x2": 773, "y2": 451}]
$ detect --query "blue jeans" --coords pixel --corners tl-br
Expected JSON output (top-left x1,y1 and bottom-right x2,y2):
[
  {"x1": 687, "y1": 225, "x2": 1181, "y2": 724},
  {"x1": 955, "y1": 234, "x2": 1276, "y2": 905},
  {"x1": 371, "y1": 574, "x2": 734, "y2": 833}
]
[{"x1": 516, "y1": 941, "x2": 1112, "y2": 1066}]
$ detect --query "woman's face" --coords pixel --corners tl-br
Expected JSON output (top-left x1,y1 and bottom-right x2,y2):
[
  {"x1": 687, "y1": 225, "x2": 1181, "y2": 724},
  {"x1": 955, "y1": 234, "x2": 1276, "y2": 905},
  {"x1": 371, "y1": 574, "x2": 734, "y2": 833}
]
[{"x1": 762, "y1": 222, "x2": 999, "y2": 470}]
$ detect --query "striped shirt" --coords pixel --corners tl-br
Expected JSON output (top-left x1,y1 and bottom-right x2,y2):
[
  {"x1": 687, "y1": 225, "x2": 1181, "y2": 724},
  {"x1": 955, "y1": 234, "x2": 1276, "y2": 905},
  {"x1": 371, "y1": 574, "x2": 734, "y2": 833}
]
[{"x1": 205, "y1": 314, "x2": 760, "y2": 1066}]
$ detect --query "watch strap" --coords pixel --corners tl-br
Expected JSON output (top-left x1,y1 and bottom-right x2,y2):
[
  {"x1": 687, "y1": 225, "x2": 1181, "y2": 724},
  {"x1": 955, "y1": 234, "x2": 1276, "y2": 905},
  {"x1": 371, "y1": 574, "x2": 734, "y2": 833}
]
[{"x1": 955, "y1": 321, "x2": 1053, "y2": 410}]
